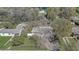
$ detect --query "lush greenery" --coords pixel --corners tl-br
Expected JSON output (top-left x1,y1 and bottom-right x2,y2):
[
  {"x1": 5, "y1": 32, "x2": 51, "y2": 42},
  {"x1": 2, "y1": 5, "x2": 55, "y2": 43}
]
[
  {"x1": 0, "y1": 36, "x2": 11, "y2": 49},
  {"x1": 46, "y1": 7, "x2": 79, "y2": 50},
  {"x1": 11, "y1": 36, "x2": 46, "y2": 50}
]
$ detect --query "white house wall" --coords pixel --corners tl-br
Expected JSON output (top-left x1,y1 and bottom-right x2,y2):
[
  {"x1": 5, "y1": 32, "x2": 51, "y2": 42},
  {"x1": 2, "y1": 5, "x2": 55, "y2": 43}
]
[
  {"x1": 27, "y1": 33, "x2": 35, "y2": 36},
  {"x1": 0, "y1": 33, "x2": 14, "y2": 36}
]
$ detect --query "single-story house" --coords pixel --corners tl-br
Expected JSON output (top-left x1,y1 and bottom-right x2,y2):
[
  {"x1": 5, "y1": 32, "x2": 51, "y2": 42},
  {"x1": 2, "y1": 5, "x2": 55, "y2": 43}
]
[
  {"x1": 27, "y1": 26, "x2": 55, "y2": 49},
  {"x1": 0, "y1": 23, "x2": 26, "y2": 36},
  {"x1": 0, "y1": 29, "x2": 20, "y2": 36},
  {"x1": 27, "y1": 26, "x2": 53, "y2": 37},
  {"x1": 27, "y1": 26, "x2": 59, "y2": 50}
]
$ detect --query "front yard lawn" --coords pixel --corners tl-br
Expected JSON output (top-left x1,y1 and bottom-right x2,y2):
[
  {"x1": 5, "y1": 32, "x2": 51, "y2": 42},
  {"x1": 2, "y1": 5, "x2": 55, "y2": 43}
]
[{"x1": 0, "y1": 36, "x2": 11, "y2": 49}]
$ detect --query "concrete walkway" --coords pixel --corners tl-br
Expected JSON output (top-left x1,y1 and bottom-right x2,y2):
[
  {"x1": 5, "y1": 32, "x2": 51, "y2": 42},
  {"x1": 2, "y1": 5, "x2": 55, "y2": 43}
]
[
  {"x1": 63, "y1": 37, "x2": 77, "y2": 46},
  {"x1": 7, "y1": 46, "x2": 12, "y2": 49}
]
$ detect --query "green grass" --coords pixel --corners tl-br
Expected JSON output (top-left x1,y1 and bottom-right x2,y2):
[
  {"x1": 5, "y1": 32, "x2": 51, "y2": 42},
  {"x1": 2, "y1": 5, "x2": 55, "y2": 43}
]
[
  {"x1": 59, "y1": 37, "x2": 78, "y2": 51},
  {"x1": 0, "y1": 36, "x2": 11, "y2": 50},
  {"x1": 11, "y1": 36, "x2": 47, "y2": 50}
]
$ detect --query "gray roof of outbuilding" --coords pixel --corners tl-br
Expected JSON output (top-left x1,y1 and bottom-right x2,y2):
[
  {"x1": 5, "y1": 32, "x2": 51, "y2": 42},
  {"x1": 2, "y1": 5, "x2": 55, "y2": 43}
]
[{"x1": 0, "y1": 29, "x2": 20, "y2": 34}]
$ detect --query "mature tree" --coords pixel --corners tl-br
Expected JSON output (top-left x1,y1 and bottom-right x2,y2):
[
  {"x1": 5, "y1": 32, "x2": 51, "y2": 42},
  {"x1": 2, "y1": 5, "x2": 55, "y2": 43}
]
[
  {"x1": 59, "y1": 8, "x2": 77, "y2": 19},
  {"x1": 52, "y1": 18, "x2": 73, "y2": 50},
  {"x1": 47, "y1": 8, "x2": 60, "y2": 21},
  {"x1": 47, "y1": 7, "x2": 78, "y2": 21},
  {"x1": 52, "y1": 18, "x2": 72, "y2": 37}
]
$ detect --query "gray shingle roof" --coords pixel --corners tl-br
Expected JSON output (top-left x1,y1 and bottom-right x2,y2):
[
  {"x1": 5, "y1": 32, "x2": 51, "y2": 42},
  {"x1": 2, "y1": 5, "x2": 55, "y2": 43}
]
[
  {"x1": 0, "y1": 29, "x2": 20, "y2": 34},
  {"x1": 31, "y1": 26, "x2": 54, "y2": 41},
  {"x1": 0, "y1": 23, "x2": 26, "y2": 34},
  {"x1": 32, "y1": 26, "x2": 53, "y2": 34}
]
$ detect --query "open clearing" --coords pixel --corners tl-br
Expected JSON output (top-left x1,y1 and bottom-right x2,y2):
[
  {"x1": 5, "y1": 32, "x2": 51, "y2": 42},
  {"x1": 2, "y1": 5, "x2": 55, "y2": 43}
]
[{"x1": 0, "y1": 36, "x2": 11, "y2": 50}]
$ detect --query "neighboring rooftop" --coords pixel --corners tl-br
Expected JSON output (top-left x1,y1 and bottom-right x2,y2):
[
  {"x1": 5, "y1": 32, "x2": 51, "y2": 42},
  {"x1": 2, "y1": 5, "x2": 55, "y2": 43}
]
[
  {"x1": 72, "y1": 26, "x2": 79, "y2": 35},
  {"x1": 32, "y1": 26, "x2": 53, "y2": 34},
  {"x1": 70, "y1": 16, "x2": 79, "y2": 22},
  {"x1": 0, "y1": 29, "x2": 19, "y2": 34},
  {"x1": 0, "y1": 23, "x2": 26, "y2": 34}
]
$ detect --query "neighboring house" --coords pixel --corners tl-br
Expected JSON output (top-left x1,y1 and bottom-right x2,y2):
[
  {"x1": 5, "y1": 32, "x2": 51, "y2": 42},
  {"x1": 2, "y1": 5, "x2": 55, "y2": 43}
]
[
  {"x1": 0, "y1": 23, "x2": 26, "y2": 36},
  {"x1": 27, "y1": 26, "x2": 58, "y2": 50},
  {"x1": 0, "y1": 29, "x2": 19, "y2": 36},
  {"x1": 27, "y1": 26, "x2": 53, "y2": 37}
]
